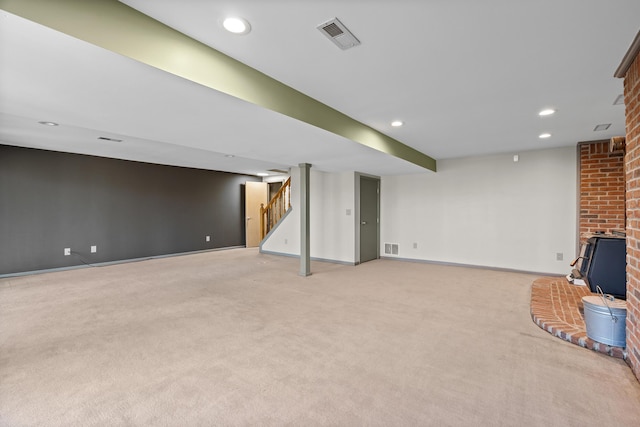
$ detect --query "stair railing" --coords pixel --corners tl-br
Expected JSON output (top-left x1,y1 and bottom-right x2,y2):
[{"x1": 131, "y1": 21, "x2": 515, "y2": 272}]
[{"x1": 260, "y1": 177, "x2": 291, "y2": 239}]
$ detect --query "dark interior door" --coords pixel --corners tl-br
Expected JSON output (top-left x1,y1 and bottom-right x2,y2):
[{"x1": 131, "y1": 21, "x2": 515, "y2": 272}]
[{"x1": 360, "y1": 176, "x2": 379, "y2": 263}]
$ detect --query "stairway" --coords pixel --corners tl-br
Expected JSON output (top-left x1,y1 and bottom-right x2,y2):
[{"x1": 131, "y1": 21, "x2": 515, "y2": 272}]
[{"x1": 260, "y1": 177, "x2": 291, "y2": 239}]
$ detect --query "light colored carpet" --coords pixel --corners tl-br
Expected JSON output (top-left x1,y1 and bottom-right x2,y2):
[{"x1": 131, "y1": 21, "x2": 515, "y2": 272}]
[{"x1": 1, "y1": 248, "x2": 639, "y2": 426}]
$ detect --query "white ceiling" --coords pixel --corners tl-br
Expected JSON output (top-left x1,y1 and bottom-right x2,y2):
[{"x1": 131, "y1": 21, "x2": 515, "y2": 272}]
[{"x1": 1, "y1": 1, "x2": 639, "y2": 176}]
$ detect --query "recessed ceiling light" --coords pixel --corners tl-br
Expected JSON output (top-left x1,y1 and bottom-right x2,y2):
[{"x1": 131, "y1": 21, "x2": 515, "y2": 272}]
[
  {"x1": 539, "y1": 133, "x2": 551, "y2": 139},
  {"x1": 223, "y1": 17, "x2": 251, "y2": 34},
  {"x1": 391, "y1": 120, "x2": 404, "y2": 127},
  {"x1": 225, "y1": 154, "x2": 235, "y2": 158},
  {"x1": 538, "y1": 109, "x2": 556, "y2": 116},
  {"x1": 38, "y1": 121, "x2": 59, "y2": 126},
  {"x1": 594, "y1": 124, "x2": 611, "y2": 131},
  {"x1": 257, "y1": 172, "x2": 269, "y2": 177}
]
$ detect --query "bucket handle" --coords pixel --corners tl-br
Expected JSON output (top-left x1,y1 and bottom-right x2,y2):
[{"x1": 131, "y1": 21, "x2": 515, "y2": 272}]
[{"x1": 595, "y1": 285, "x2": 618, "y2": 323}]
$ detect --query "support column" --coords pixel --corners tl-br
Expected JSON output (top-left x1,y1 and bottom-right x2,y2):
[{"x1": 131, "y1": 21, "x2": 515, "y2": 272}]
[{"x1": 299, "y1": 163, "x2": 311, "y2": 276}]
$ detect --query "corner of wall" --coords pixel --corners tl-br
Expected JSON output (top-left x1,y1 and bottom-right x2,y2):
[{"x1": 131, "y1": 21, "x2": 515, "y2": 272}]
[{"x1": 622, "y1": 48, "x2": 640, "y2": 382}]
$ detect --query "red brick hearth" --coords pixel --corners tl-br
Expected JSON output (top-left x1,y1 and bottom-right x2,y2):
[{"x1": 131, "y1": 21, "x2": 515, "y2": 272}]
[{"x1": 531, "y1": 277, "x2": 627, "y2": 360}]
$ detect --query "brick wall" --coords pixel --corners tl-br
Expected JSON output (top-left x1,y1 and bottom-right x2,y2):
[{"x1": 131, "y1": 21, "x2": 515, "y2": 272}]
[
  {"x1": 578, "y1": 141, "x2": 625, "y2": 242},
  {"x1": 624, "y1": 50, "x2": 640, "y2": 381}
]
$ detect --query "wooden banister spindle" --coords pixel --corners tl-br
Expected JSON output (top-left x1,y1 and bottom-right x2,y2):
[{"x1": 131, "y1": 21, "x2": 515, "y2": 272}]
[{"x1": 260, "y1": 203, "x2": 265, "y2": 240}]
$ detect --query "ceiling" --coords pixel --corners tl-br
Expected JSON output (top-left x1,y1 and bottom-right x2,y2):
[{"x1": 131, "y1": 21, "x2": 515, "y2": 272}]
[{"x1": 1, "y1": 0, "x2": 639, "y2": 176}]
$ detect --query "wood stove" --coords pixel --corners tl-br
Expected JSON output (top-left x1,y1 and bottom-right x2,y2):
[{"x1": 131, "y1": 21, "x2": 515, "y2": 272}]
[{"x1": 571, "y1": 234, "x2": 626, "y2": 299}]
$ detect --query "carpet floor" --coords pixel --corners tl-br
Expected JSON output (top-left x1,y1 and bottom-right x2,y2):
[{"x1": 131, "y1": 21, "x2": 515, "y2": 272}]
[{"x1": 1, "y1": 248, "x2": 639, "y2": 426}]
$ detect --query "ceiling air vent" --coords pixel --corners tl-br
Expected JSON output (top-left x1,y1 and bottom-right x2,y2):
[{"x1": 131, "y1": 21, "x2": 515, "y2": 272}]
[
  {"x1": 98, "y1": 136, "x2": 122, "y2": 142},
  {"x1": 317, "y1": 18, "x2": 360, "y2": 50},
  {"x1": 268, "y1": 169, "x2": 289, "y2": 175}
]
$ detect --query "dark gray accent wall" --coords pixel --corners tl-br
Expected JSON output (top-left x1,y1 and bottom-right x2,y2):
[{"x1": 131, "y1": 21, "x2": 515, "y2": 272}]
[{"x1": 0, "y1": 145, "x2": 260, "y2": 275}]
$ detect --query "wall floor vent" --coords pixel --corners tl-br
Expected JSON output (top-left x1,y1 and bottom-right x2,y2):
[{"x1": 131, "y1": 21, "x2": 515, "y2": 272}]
[
  {"x1": 384, "y1": 243, "x2": 399, "y2": 255},
  {"x1": 317, "y1": 18, "x2": 361, "y2": 50}
]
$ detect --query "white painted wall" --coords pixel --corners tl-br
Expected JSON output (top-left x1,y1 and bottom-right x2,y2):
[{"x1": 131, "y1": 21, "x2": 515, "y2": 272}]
[
  {"x1": 310, "y1": 170, "x2": 356, "y2": 262},
  {"x1": 260, "y1": 167, "x2": 356, "y2": 264},
  {"x1": 380, "y1": 147, "x2": 577, "y2": 274},
  {"x1": 264, "y1": 147, "x2": 577, "y2": 274}
]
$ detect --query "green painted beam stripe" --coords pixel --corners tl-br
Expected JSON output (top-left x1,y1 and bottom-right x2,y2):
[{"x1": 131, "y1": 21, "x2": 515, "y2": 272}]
[{"x1": 0, "y1": 0, "x2": 437, "y2": 172}]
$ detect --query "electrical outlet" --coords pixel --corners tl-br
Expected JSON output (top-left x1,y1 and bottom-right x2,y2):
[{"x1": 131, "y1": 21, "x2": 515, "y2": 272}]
[
  {"x1": 284, "y1": 238, "x2": 288, "y2": 244},
  {"x1": 91, "y1": 245, "x2": 97, "y2": 253},
  {"x1": 413, "y1": 242, "x2": 418, "y2": 249},
  {"x1": 64, "y1": 248, "x2": 71, "y2": 256},
  {"x1": 206, "y1": 235, "x2": 210, "y2": 242},
  {"x1": 556, "y1": 252, "x2": 563, "y2": 261},
  {"x1": 346, "y1": 209, "x2": 351, "y2": 216}
]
